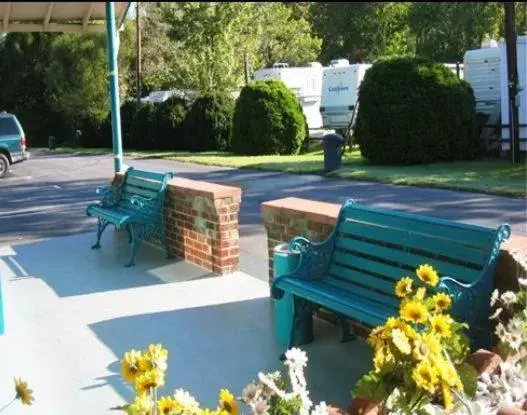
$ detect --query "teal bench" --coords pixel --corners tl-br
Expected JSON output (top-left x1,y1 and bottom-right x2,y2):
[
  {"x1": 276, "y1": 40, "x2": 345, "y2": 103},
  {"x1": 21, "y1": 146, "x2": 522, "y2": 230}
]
[
  {"x1": 86, "y1": 167, "x2": 173, "y2": 267},
  {"x1": 271, "y1": 199, "x2": 511, "y2": 352}
]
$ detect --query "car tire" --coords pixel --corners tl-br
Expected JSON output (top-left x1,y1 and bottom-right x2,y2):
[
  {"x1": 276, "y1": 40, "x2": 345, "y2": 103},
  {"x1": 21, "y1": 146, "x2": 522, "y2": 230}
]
[{"x1": 0, "y1": 153, "x2": 10, "y2": 178}]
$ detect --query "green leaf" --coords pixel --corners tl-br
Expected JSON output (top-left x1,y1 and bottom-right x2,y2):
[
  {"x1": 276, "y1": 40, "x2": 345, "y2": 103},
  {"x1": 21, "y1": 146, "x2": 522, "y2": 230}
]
[
  {"x1": 456, "y1": 362, "x2": 478, "y2": 398},
  {"x1": 352, "y1": 371, "x2": 389, "y2": 401}
]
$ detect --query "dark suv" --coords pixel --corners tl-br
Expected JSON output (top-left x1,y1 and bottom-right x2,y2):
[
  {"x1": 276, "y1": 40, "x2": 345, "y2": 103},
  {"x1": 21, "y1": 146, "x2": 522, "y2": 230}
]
[{"x1": 0, "y1": 112, "x2": 30, "y2": 178}]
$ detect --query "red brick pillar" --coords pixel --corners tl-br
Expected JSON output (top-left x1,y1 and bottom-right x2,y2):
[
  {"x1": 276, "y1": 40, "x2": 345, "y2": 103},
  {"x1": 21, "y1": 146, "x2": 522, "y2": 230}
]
[{"x1": 166, "y1": 178, "x2": 241, "y2": 275}]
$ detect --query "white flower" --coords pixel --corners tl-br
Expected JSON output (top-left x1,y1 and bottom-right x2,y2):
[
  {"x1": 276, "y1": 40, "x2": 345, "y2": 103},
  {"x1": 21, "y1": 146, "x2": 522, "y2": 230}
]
[
  {"x1": 242, "y1": 382, "x2": 261, "y2": 404},
  {"x1": 285, "y1": 347, "x2": 308, "y2": 369},
  {"x1": 507, "y1": 316, "x2": 524, "y2": 332},
  {"x1": 501, "y1": 291, "x2": 518, "y2": 306},
  {"x1": 173, "y1": 388, "x2": 199, "y2": 410},
  {"x1": 518, "y1": 277, "x2": 527, "y2": 287},
  {"x1": 507, "y1": 332, "x2": 523, "y2": 351},
  {"x1": 250, "y1": 398, "x2": 270, "y2": 415},
  {"x1": 495, "y1": 322, "x2": 508, "y2": 339},
  {"x1": 310, "y1": 401, "x2": 329, "y2": 415},
  {"x1": 489, "y1": 307, "x2": 503, "y2": 320},
  {"x1": 490, "y1": 289, "x2": 500, "y2": 307}
]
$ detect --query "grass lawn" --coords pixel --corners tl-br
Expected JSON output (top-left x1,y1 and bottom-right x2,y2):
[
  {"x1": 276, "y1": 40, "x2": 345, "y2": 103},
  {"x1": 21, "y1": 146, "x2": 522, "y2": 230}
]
[{"x1": 36, "y1": 146, "x2": 526, "y2": 198}]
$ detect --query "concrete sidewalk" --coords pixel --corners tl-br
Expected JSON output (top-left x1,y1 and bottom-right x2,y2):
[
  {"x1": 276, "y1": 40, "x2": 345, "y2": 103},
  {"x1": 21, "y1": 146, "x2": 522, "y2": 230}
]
[{"x1": 0, "y1": 231, "x2": 371, "y2": 414}]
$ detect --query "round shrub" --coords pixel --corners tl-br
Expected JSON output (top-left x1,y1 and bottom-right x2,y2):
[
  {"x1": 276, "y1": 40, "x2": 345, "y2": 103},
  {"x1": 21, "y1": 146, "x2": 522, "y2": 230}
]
[
  {"x1": 354, "y1": 56, "x2": 477, "y2": 165},
  {"x1": 183, "y1": 93, "x2": 235, "y2": 151},
  {"x1": 231, "y1": 79, "x2": 307, "y2": 155},
  {"x1": 132, "y1": 102, "x2": 158, "y2": 150},
  {"x1": 156, "y1": 96, "x2": 189, "y2": 151}
]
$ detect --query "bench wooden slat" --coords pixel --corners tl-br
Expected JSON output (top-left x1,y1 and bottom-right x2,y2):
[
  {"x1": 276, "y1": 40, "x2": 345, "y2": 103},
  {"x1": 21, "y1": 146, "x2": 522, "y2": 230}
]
[
  {"x1": 128, "y1": 168, "x2": 170, "y2": 182},
  {"x1": 325, "y1": 265, "x2": 398, "y2": 307},
  {"x1": 122, "y1": 185, "x2": 159, "y2": 199},
  {"x1": 342, "y1": 205, "x2": 495, "y2": 249},
  {"x1": 331, "y1": 250, "x2": 409, "y2": 282},
  {"x1": 334, "y1": 237, "x2": 483, "y2": 283},
  {"x1": 126, "y1": 175, "x2": 165, "y2": 191},
  {"x1": 337, "y1": 219, "x2": 489, "y2": 267}
]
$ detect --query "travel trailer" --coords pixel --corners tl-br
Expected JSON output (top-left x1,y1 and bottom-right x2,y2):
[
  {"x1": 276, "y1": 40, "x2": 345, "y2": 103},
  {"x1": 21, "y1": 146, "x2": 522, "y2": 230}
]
[
  {"x1": 253, "y1": 62, "x2": 324, "y2": 130},
  {"x1": 319, "y1": 59, "x2": 372, "y2": 131}
]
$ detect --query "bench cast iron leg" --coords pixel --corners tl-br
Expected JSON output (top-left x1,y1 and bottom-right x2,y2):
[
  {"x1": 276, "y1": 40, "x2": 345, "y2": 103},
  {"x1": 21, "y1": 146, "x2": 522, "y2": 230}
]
[
  {"x1": 125, "y1": 224, "x2": 144, "y2": 267},
  {"x1": 91, "y1": 217, "x2": 110, "y2": 249},
  {"x1": 280, "y1": 297, "x2": 313, "y2": 361},
  {"x1": 126, "y1": 225, "x2": 132, "y2": 244},
  {"x1": 336, "y1": 313, "x2": 356, "y2": 343}
]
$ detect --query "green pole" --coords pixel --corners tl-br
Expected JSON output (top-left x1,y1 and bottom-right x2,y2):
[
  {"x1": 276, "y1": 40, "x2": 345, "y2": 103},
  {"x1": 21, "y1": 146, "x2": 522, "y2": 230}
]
[{"x1": 105, "y1": 2, "x2": 123, "y2": 173}]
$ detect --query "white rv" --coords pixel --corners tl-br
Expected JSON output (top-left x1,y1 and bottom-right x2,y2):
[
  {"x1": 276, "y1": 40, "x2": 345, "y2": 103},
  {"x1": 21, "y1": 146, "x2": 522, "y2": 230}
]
[
  {"x1": 319, "y1": 59, "x2": 372, "y2": 130},
  {"x1": 253, "y1": 62, "x2": 324, "y2": 129}
]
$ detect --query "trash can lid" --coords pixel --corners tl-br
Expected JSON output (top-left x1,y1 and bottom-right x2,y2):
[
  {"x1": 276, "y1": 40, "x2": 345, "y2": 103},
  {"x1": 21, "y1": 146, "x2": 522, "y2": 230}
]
[{"x1": 322, "y1": 133, "x2": 345, "y2": 144}]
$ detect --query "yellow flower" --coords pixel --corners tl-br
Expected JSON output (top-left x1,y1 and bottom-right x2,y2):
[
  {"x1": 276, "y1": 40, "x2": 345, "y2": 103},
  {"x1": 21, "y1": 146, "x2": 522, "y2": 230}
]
[
  {"x1": 134, "y1": 369, "x2": 165, "y2": 394},
  {"x1": 391, "y1": 328, "x2": 411, "y2": 355},
  {"x1": 14, "y1": 378, "x2": 34, "y2": 406},
  {"x1": 400, "y1": 301, "x2": 428, "y2": 324},
  {"x1": 158, "y1": 396, "x2": 180, "y2": 415},
  {"x1": 373, "y1": 346, "x2": 393, "y2": 373},
  {"x1": 441, "y1": 382, "x2": 455, "y2": 410},
  {"x1": 128, "y1": 393, "x2": 154, "y2": 415},
  {"x1": 139, "y1": 343, "x2": 168, "y2": 372},
  {"x1": 434, "y1": 357, "x2": 463, "y2": 391},
  {"x1": 395, "y1": 277, "x2": 413, "y2": 298},
  {"x1": 368, "y1": 326, "x2": 387, "y2": 348},
  {"x1": 122, "y1": 349, "x2": 143, "y2": 384},
  {"x1": 414, "y1": 287, "x2": 427, "y2": 301},
  {"x1": 219, "y1": 389, "x2": 239, "y2": 415},
  {"x1": 430, "y1": 315, "x2": 452, "y2": 338},
  {"x1": 413, "y1": 332, "x2": 442, "y2": 361},
  {"x1": 401, "y1": 322, "x2": 419, "y2": 341},
  {"x1": 416, "y1": 264, "x2": 439, "y2": 287},
  {"x1": 412, "y1": 361, "x2": 439, "y2": 394},
  {"x1": 433, "y1": 293, "x2": 452, "y2": 312}
]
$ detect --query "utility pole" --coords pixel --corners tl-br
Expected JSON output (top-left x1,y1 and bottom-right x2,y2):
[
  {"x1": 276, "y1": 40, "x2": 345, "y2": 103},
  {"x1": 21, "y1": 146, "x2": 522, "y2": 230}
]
[
  {"x1": 243, "y1": 51, "x2": 250, "y2": 85},
  {"x1": 136, "y1": 1, "x2": 142, "y2": 109},
  {"x1": 504, "y1": 2, "x2": 520, "y2": 163}
]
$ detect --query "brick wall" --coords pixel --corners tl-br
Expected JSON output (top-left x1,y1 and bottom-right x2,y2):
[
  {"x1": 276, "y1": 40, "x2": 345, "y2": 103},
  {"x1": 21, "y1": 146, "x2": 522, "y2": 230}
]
[
  {"x1": 114, "y1": 173, "x2": 241, "y2": 275},
  {"x1": 261, "y1": 197, "x2": 527, "y2": 290}
]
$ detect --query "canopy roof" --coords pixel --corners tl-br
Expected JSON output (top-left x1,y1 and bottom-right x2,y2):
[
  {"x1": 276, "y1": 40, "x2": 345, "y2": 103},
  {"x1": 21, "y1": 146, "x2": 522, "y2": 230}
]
[{"x1": 0, "y1": 2, "x2": 130, "y2": 33}]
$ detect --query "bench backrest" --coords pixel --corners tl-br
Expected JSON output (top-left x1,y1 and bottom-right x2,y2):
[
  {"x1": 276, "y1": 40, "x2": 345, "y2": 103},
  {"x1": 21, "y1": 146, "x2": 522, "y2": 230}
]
[
  {"x1": 118, "y1": 167, "x2": 173, "y2": 213},
  {"x1": 326, "y1": 199, "x2": 511, "y2": 311}
]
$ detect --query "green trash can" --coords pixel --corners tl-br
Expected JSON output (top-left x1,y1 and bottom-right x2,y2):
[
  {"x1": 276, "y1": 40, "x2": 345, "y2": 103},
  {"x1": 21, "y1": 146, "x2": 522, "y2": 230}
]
[{"x1": 273, "y1": 243, "x2": 313, "y2": 346}]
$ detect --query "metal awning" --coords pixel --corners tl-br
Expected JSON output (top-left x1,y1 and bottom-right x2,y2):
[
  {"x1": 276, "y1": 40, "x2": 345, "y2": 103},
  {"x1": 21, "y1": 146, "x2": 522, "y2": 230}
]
[{"x1": 0, "y1": 2, "x2": 129, "y2": 33}]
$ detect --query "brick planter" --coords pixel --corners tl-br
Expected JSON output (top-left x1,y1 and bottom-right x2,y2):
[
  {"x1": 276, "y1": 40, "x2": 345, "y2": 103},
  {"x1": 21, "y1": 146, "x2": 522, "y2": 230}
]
[{"x1": 114, "y1": 173, "x2": 241, "y2": 274}]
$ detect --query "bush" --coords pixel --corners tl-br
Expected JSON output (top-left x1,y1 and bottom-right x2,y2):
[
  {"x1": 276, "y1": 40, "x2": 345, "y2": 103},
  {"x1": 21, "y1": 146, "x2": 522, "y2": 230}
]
[
  {"x1": 132, "y1": 102, "x2": 158, "y2": 150},
  {"x1": 183, "y1": 93, "x2": 235, "y2": 151},
  {"x1": 231, "y1": 79, "x2": 307, "y2": 155},
  {"x1": 156, "y1": 96, "x2": 190, "y2": 151},
  {"x1": 354, "y1": 56, "x2": 477, "y2": 165}
]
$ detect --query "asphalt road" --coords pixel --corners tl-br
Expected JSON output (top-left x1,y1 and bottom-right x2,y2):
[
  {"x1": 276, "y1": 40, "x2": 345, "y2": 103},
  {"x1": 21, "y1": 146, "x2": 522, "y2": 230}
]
[{"x1": 1, "y1": 150, "x2": 525, "y2": 281}]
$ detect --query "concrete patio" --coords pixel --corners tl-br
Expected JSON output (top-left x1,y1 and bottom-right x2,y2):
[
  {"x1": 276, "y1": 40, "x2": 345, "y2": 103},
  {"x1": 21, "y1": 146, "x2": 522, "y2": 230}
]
[{"x1": 0, "y1": 230, "x2": 372, "y2": 414}]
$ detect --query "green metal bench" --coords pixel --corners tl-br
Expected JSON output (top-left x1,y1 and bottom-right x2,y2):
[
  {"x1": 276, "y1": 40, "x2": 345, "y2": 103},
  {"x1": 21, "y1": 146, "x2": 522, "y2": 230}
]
[
  {"x1": 271, "y1": 199, "x2": 511, "y2": 352},
  {"x1": 86, "y1": 167, "x2": 173, "y2": 267}
]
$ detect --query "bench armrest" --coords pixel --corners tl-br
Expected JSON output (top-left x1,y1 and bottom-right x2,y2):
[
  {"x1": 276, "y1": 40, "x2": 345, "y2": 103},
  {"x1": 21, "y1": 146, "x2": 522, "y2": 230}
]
[
  {"x1": 130, "y1": 194, "x2": 162, "y2": 216},
  {"x1": 96, "y1": 185, "x2": 121, "y2": 207}
]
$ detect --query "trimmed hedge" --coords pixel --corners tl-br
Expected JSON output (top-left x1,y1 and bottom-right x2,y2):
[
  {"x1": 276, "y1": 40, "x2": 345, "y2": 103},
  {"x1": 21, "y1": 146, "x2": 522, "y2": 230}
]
[
  {"x1": 354, "y1": 56, "x2": 478, "y2": 165},
  {"x1": 231, "y1": 79, "x2": 307, "y2": 155},
  {"x1": 157, "y1": 96, "x2": 189, "y2": 151},
  {"x1": 183, "y1": 93, "x2": 235, "y2": 151}
]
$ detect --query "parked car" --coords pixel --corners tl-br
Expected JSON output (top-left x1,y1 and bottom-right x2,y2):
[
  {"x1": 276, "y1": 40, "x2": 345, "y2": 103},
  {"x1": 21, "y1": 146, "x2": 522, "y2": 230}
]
[{"x1": 0, "y1": 111, "x2": 30, "y2": 178}]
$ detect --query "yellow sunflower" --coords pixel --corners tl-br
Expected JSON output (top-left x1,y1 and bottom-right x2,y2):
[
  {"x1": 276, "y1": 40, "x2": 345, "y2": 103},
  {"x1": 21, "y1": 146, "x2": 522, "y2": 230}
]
[
  {"x1": 134, "y1": 369, "x2": 165, "y2": 394},
  {"x1": 128, "y1": 393, "x2": 154, "y2": 415},
  {"x1": 122, "y1": 349, "x2": 143, "y2": 384},
  {"x1": 400, "y1": 321, "x2": 419, "y2": 341},
  {"x1": 14, "y1": 378, "x2": 34, "y2": 406},
  {"x1": 391, "y1": 328, "x2": 411, "y2": 355},
  {"x1": 441, "y1": 382, "x2": 455, "y2": 410},
  {"x1": 368, "y1": 325, "x2": 387, "y2": 348},
  {"x1": 139, "y1": 343, "x2": 168, "y2": 372},
  {"x1": 434, "y1": 357, "x2": 463, "y2": 391},
  {"x1": 430, "y1": 314, "x2": 452, "y2": 338},
  {"x1": 400, "y1": 301, "x2": 428, "y2": 324},
  {"x1": 412, "y1": 360, "x2": 439, "y2": 394},
  {"x1": 416, "y1": 264, "x2": 439, "y2": 287},
  {"x1": 414, "y1": 287, "x2": 427, "y2": 302},
  {"x1": 158, "y1": 396, "x2": 179, "y2": 415},
  {"x1": 219, "y1": 389, "x2": 239, "y2": 415},
  {"x1": 413, "y1": 332, "x2": 442, "y2": 362},
  {"x1": 432, "y1": 292, "x2": 452, "y2": 312},
  {"x1": 395, "y1": 277, "x2": 413, "y2": 298}
]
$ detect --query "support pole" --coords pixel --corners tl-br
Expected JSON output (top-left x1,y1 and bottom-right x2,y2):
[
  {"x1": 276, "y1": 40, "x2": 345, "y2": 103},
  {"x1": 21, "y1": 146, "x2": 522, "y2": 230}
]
[
  {"x1": 504, "y1": 2, "x2": 520, "y2": 163},
  {"x1": 105, "y1": 2, "x2": 123, "y2": 173},
  {"x1": 244, "y1": 51, "x2": 250, "y2": 85}
]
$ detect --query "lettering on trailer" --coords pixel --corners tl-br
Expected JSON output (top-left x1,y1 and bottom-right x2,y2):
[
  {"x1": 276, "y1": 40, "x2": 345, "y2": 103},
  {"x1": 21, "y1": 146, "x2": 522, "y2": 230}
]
[{"x1": 328, "y1": 82, "x2": 349, "y2": 94}]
